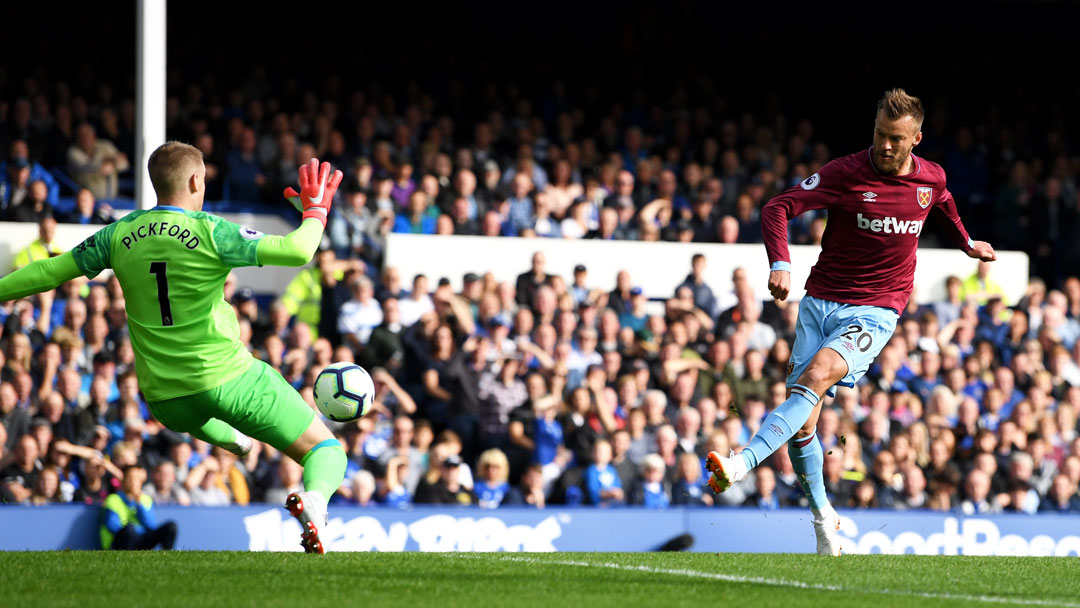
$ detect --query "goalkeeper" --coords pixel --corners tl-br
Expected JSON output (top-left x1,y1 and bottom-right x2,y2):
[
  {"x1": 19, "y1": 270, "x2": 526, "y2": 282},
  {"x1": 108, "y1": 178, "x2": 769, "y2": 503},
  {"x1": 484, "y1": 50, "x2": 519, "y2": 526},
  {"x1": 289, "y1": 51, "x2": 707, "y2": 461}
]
[{"x1": 0, "y1": 143, "x2": 345, "y2": 553}]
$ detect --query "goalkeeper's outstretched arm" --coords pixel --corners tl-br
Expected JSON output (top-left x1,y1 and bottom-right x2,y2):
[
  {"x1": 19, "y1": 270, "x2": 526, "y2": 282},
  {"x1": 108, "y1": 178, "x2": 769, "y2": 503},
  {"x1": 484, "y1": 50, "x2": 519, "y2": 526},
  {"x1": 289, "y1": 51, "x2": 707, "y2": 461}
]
[
  {"x1": 0, "y1": 252, "x2": 83, "y2": 301},
  {"x1": 255, "y1": 218, "x2": 325, "y2": 267},
  {"x1": 257, "y1": 158, "x2": 343, "y2": 268}
]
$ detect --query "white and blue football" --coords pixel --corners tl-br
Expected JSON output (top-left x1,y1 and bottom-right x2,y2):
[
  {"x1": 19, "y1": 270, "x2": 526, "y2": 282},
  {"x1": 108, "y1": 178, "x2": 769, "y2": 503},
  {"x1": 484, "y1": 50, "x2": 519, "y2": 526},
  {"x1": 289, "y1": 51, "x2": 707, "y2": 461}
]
[{"x1": 313, "y1": 362, "x2": 375, "y2": 422}]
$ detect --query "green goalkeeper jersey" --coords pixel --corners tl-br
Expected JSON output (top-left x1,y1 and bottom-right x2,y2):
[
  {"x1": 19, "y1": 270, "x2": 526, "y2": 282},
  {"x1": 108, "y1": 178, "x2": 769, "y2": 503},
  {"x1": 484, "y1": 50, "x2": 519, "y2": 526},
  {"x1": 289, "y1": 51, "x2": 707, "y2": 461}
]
[{"x1": 71, "y1": 205, "x2": 265, "y2": 402}]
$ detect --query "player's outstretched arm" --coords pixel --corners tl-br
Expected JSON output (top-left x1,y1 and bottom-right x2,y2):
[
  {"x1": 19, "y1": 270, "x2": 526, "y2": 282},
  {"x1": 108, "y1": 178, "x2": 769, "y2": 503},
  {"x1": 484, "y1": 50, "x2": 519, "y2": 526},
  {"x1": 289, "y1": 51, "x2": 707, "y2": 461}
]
[
  {"x1": 257, "y1": 158, "x2": 344, "y2": 267},
  {"x1": 0, "y1": 252, "x2": 83, "y2": 302},
  {"x1": 256, "y1": 220, "x2": 326, "y2": 267}
]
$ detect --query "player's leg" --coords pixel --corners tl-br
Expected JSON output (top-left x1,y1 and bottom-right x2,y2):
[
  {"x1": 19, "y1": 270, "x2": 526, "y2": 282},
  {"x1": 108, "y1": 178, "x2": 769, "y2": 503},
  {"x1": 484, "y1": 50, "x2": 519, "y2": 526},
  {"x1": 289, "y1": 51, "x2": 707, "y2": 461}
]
[
  {"x1": 707, "y1": 297, "x2": 846, "y2": 492},
  {"x1": 742, "y1": 347, "x2": 845, "y2": 468},
  {"x1": 284, "y1": 414, "x2": 347, "y2": 512},
  {"x1": 797, "y1": 305, "x2": 897, "y2": 555},
  {"x1": 154, "y1": 359, "x2": 346, "y2": 552},
  {"x1": 214, "y1": 360, "x2": 346, "y2": 553},
  {"x1": 148, "y1": 393, "x2": 251, "y2": 456},
  {"x1": 186, "y1": 418, "x2": 253, "y2": 456},
  {"x1": 280, "y1": 414, "x2": 348, "y2": 553}
]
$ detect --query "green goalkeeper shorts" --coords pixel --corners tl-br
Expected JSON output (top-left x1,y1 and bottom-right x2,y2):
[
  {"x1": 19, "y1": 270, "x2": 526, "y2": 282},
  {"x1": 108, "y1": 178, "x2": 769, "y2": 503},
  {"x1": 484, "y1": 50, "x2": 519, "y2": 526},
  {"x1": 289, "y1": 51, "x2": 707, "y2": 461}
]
[{"x1": 148, "y1": 358, "x2": 315, "y2": 453}]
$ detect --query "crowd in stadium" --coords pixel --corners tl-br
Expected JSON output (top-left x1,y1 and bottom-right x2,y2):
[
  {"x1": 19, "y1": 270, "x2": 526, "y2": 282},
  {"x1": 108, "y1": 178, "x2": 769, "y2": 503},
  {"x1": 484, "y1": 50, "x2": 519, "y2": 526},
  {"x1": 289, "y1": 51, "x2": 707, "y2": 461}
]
[{"x1": 2, "y1": 70, "x2": 1080, "y2": 515}]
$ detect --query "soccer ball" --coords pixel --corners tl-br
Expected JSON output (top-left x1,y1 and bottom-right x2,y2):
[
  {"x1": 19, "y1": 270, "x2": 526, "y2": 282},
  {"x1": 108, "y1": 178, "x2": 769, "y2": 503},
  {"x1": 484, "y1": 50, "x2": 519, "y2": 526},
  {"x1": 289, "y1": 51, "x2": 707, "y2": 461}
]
[{"x1": 313, "y1": 362, "x2": 375, "y2": 422}]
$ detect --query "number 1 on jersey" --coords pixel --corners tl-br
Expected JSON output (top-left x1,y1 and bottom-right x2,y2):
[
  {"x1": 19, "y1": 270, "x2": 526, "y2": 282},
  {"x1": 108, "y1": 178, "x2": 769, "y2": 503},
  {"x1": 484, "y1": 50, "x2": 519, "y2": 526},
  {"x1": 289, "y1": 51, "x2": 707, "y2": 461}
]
[{"x1": 149, "y1": 261, "x2": 174, "y2": 326}]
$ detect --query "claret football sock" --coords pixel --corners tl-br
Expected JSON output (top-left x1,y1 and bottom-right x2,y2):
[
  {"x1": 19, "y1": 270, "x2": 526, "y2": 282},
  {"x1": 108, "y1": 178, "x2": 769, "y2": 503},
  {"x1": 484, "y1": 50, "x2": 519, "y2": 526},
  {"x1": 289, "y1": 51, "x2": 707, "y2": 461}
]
[
  {"x1": 300, "y1": 439, "x2": 347, "y2": 509},
  {"x1": 789, "y1": 429, "x2": 829, "y2": 516},
  {"x1": 741, "y1": 384, "x2": 820, "y2": 470}
]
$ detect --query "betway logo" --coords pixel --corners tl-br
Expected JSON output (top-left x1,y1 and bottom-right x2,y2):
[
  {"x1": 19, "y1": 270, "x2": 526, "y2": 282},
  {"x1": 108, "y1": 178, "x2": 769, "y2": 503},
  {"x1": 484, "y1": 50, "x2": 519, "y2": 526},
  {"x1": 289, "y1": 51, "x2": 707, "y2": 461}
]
[
  {"x1": 243, "y1": 509, "x2": 562, "y2": 552},
  {"x1": 856, "y1": 213, "x2": 924, "y2": 235},
  {"x1": 839, "y1": 515, "x2": 1080, "y2": 556}
]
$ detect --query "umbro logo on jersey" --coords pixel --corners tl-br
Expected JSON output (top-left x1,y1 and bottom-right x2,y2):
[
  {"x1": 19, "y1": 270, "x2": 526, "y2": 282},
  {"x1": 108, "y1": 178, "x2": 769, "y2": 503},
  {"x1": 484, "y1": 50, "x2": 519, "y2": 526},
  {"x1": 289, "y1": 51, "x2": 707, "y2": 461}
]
[{"x1": 862, "y1": 192, "x2": 877, "y2": 202}]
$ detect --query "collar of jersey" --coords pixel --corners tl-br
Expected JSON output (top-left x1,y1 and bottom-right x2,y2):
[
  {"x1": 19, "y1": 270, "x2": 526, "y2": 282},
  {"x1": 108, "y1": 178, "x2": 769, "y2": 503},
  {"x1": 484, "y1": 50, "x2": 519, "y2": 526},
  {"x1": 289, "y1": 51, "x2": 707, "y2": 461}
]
[
  {"x1": 150, "y1": 205, "x2": 186, "y2": 212},
  {"x1": 865, "y1": 146, "x2": 922, "y2": 178}
]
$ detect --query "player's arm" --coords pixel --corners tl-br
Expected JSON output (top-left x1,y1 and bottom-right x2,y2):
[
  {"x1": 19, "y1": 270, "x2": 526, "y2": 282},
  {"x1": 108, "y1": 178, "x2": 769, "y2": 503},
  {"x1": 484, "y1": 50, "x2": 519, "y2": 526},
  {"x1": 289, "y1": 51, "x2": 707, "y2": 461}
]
[
  {"x1": 255, "y1": 219, "x2": 325, "y2": 267},
  {"x1": 760, "y1": 162, "x2": 845, "y2": 300},
  {"x1": 0, "y1": 252, "x2": 83, "y2": 302},
  {"x1": 931, "y1": 188, "x2": 996, "y2": 262},
  {"x1": 257, "y1": 159, "x2": 343, "y2": 267}
]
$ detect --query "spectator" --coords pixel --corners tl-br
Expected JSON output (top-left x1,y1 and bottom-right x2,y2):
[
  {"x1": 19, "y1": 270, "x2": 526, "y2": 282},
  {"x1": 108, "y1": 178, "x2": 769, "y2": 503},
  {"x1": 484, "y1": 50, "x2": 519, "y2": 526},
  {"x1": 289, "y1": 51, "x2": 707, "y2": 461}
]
[
  {"x1": 29, "y1": 465, "x2": 63, "y2": 505},
  {"x1": 263, "y1": 457, "x2": 304, "y2": 506},
  {"x1": 223, "y1": 127, "x2": 264, "y2": 203},
  {"x1": 501, "y1": 463, "x2": 546, "y2": 508},
  {"x1": 100, "y1": 465, "x2": 177, "y2": 550},
  {"x1": 477, "y1": 355, "x2": 528, "y2": 446},
  {"x1": 72, "y1": 454, "x2": 116, "y2": 505},
  {"x1": 670, "y1": 452, "x2": 711, "y2": 506},
  {"x1": 473, "y1": 448, "x2": 511, "y2": 508},
  {"x1": 413, "y1": 454, "x2": 473, "y2": 505},
  {"x1": 7, "y1": 179, "x2": 53, "y2": 223},
  {"x1": 337, "y1": 276, "x2": 383, "y2": 351},
  {"x1": 390, "y1": 159, "x2": 416, "y2": 208},
  {"x1": 0, "y1": 382, "x2": 30, "y2": 452},
  {"x1": 962, "y1": 261, "x2": 1007, "y2": 306},
  {"x1": 143, "y1": 461, "x2": 191, "y2": 506},
  {"x1": 62, "y1": 188, "x2": 113, "y2": 225},
  {"x1": 392, "y1": 190, "x2": 437, "y2": 234},
  {"x1": 185, "y1": 453, "x2": 231, "y2": 506},
  {"x1": 629, "y1": 453, "x2": 670, "y2": 508},
  {"x1": 514, "y1": 251, "x2": 552, "y2": 309},
  {"x1": 67, "y1": 123, "x2": 130, "y2": 200},
  {"x1": 1, "y1": 159, "x2": 33, "y2": 214},
  {"x1": 584, "y1": 439, "x2": 623, "y2": 507},
  {"x1": 378, "y1": 455, "x2": 413, "y2": 508},
  {"x1": 349, "y1": 470, "x2": 378, "y2": 507},
  {"x1": 377, "y1": 416, "x2": 425, "y2": 495},
  {"x1": 960, "y1": 468, "x2": 1002, "y2": 515},
  {"x1": 506, "y1": 173, "x2": 535, "y2": 235},
  {"x1": 1039, "y1": 474, "x2": 1080, "y2": 513},
  {"x1": 676, "y1": 254, "x2": 718, "y2": 319},
  {"x1": 1, "y1": 434, "x2": 42, "y2": 503},
  {"x1": 398, "y1": 274, "x2": 434, "y2": 328},
  {"x1": 0, "y1": 139, "x2": 59, "y2": 207},
  {"x1": 746, "y1": 466, "x2": 783, "y2": 510}
]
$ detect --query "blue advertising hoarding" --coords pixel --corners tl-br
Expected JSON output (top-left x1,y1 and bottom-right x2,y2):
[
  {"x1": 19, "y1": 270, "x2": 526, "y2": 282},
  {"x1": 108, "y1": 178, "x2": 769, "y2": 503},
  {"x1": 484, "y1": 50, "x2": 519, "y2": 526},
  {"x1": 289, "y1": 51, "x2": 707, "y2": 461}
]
[{"x1": 2, "y1": 505, "x2": 1079, "y2": 555}]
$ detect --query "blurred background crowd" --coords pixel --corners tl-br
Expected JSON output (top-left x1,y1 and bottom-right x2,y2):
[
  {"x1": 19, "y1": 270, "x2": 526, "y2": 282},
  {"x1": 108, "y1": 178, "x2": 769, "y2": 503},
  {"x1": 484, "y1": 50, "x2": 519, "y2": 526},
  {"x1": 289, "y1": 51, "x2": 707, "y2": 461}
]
[
  {"x1": 1, "y1": 1, "x2": 1080, "y2": 514},
  {"x1": 3, "y1": 245, "x2": 1080, "y2": 514}
]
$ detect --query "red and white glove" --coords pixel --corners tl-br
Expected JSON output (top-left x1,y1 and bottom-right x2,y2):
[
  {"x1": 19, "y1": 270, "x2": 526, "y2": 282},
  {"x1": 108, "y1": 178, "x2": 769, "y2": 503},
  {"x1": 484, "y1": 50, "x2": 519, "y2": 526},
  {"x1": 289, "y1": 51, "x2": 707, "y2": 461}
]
[{"x1": 284, "y1": 158, "x2": 343, "y2": 228}]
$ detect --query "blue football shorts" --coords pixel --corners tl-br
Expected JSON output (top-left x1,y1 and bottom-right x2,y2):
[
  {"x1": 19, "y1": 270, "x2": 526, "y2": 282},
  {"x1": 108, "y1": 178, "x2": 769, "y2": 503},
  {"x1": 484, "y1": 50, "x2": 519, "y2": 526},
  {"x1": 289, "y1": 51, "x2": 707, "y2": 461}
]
[{"x1": 786, "y1": 295, "x2": 899, "y2": 397}]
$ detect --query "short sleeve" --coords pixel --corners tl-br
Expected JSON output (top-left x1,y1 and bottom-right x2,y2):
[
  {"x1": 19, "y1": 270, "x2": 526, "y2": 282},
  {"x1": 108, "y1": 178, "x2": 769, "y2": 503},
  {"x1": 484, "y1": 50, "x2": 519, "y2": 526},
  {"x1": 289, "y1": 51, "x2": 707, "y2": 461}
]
[
  {"x1": 211, "y1": 217, "x2": 263, "y2": 268},
  {"x1": 71, "y1": 223, "x2": 117, "y2": 279}
]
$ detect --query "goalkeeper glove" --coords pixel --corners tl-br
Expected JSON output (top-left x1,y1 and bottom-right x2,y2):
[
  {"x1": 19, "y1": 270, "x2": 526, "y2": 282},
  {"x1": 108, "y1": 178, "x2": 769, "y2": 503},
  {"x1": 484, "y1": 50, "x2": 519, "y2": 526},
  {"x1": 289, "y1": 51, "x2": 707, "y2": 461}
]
[{"x1": 283, "y1": 158, "x2": 343, "y2": 228}]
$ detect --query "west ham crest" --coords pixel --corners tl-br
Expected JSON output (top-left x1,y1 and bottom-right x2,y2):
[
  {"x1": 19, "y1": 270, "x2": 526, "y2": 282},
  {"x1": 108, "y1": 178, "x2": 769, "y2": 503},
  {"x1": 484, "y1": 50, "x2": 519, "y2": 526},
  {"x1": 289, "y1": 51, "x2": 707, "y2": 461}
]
[{"x1": 917, "y1": 187, "x2": 933, "y2": 208}]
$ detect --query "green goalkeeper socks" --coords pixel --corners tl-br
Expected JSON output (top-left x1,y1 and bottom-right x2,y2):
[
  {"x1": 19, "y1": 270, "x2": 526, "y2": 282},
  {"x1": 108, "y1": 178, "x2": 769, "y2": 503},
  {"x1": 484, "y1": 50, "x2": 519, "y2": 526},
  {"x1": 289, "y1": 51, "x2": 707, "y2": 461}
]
[{"x1": 300, "y1": 439, "x2": 347, "y2": 506}]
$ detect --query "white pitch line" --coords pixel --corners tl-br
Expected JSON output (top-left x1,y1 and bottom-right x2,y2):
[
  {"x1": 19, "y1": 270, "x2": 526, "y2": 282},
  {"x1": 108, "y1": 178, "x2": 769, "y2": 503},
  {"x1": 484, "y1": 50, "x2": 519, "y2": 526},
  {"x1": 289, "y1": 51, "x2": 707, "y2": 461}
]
[{"x1": 457, "y1": 555, "x2": 1080, "y2": 608}]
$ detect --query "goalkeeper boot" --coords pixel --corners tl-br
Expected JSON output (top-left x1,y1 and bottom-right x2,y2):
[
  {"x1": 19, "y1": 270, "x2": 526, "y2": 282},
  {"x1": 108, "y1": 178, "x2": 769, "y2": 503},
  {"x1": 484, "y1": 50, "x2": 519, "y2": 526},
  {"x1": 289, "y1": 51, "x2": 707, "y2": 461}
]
[
  {"x1": 705, "y1": 450, "x2": 748, "y2": 494},
  {"x1": 285, "y1": 490, "x2": 328, "y2": 554},
  {"x1": 813, "y1": 505, "x2": 842, "y2": 556}
]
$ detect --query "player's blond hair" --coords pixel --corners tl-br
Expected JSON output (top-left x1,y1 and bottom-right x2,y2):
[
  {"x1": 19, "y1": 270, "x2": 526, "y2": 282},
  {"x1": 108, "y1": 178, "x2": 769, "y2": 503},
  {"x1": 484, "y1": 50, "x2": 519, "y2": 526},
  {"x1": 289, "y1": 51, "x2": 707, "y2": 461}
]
[
  {"x1": 148, "y1": 141, "x2": 204, "y2": 197},
  {"x1": 877, "y1": 88, "x2": 924, "y2": 130}
]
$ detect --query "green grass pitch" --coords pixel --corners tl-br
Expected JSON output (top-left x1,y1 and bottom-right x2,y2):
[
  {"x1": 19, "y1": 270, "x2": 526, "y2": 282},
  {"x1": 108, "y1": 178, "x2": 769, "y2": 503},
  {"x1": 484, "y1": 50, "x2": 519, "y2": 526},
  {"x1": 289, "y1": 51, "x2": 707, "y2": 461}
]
[{"x1": 3, "y1": 551, "x2": 1078, "y2": 607}]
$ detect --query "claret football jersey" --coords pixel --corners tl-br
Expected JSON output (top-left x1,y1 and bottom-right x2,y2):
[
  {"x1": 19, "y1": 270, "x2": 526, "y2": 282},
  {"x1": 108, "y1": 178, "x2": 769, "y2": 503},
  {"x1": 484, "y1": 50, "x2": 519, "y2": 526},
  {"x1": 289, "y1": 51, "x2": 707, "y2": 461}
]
[{"x1": 761, "y1": 149, "x2": 972, "y2": 312}]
